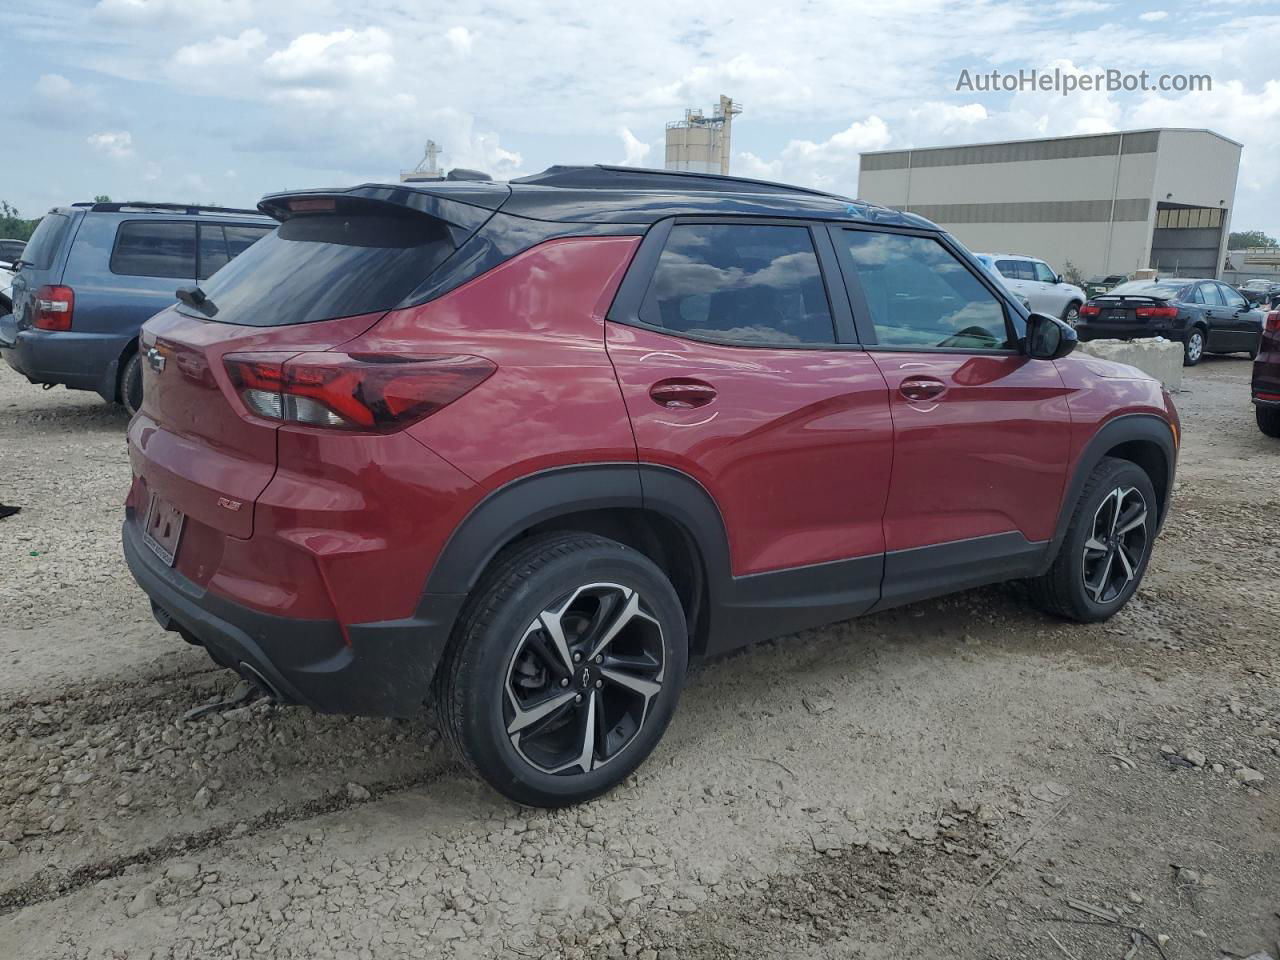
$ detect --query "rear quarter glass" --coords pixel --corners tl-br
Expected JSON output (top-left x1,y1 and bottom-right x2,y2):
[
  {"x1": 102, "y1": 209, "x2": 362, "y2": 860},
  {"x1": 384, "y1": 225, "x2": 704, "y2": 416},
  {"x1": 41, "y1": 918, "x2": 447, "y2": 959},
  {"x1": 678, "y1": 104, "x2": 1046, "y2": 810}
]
[
  {"x1": 181, "y1": 208, "x2": 454, "y2": 327},
  {"x1": 22, "y1": 213, "x2": 73, "y2": 270}
]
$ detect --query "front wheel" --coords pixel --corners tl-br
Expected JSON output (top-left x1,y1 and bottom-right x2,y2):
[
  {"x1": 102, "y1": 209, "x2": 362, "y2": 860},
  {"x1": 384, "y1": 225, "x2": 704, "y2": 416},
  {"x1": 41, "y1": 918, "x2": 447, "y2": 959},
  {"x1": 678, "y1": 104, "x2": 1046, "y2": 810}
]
[
  {"x1": 1258, "y1": 405, "x2": 1280, "y2": 438},
  {"x1": 1029, "y1": 457, "x2": 1158, "y2": 623},
  {"x1": 1183, "y1": 329, "x2": 1205, "y2": 366},
  {"x1": 1062, "y1": 301, "x2": 1081, "y2": 326},
  {"x1": 435, "y1": 532, "x2": 688, "y2": 807}
]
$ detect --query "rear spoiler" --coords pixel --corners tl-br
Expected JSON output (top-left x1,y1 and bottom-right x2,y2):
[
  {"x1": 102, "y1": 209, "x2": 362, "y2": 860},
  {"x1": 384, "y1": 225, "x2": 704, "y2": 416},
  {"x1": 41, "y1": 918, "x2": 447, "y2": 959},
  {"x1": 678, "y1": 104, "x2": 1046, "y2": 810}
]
[{"x1": 257, "y1": 183, "x2": 511, "y2": 248}]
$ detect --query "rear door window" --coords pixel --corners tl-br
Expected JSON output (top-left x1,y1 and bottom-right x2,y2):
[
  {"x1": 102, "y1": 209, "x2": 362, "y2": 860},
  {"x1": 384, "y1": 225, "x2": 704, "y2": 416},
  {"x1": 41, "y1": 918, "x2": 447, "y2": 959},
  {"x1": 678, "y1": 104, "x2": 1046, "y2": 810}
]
[
  {"x1": 639, "y1": 223, "x2": 835, "y2": 345},
  {"x1": 110, "y1": 221, "x2": 197, "y2": 279},
  {"x1": 224, "y1": 224, "x2": 273, "y2": 257},
  {"x1": 21, "y1": 213, "x2": 72, "y2": 269},
  {"x1": 197, "y1": 225, "x2": 230, "y2": 279},
  {"x1": 836, "y1": 229, "x2": 1012, "y2": 350},
  {"x1": 995, "y1": 259, "x2": 1031, "y2": 281},
  {"x1": 1217, "y1": 284, "x2": 1247, "y2": 309},
  {"x1": 1201, "y1": 283, "x2": 1224, "y2": 306},
  {"x1": 180, "y1": 204, "x2": 454, "y2": 327}
]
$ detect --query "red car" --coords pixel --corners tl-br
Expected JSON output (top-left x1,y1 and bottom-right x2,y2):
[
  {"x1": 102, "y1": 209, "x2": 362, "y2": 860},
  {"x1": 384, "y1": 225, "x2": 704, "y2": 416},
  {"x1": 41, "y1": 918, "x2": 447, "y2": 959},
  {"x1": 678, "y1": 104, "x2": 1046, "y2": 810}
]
[
  {"x1": 123, "y1": 166, "x2": 1180, "y2": 806},
  {"x1": 1254, "y1": 309, "x2": 1280, "y2": 437}
]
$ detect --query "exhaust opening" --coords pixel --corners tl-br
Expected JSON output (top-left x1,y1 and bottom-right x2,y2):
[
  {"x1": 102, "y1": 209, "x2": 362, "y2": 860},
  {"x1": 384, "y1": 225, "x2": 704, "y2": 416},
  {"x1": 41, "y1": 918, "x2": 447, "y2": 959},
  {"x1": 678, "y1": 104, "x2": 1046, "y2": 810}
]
[{"x1": 237, "y1": 661, "x2": 284, "y2": 703}]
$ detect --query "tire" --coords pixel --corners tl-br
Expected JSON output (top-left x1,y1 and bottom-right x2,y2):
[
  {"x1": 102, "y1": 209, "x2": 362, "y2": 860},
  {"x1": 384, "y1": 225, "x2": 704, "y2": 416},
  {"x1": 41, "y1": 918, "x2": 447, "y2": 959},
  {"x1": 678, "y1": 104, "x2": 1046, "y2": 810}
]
[
  {"x1": 1062, "y1": 301, "x2": 1082, "y2": 326},
  {"x1": 1258, "y1": 405, "x2": 1280, "y2": 438},
  {"x1": 1028, "y1": 457, "x2": 1158, "y2": 623},
  {"x1": 1183, "y1": 328, "x2": 1205, "y2": 366},
  {"x1": 119, "y1": 351, "x2": 144, "y2": 417},
  {"x1": 435, "y1": 532, "x2": 688, "y2": 807}
]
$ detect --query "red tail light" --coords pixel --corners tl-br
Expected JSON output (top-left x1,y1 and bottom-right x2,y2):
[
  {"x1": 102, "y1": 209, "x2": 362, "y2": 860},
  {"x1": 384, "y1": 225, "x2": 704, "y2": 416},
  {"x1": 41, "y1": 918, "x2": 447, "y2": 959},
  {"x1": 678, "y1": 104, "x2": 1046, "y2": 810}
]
[
  {"x1": 223, "y1": 352, "x2": 495, "y2": 432},
  {"x1": 34, "y1": 285, "x2": 74, "y2": 330},
  {"x1": 1135, "y1": 305, "x2": 1178, "y2": 319},
  {"x1": 1266, "y1": 311, "x2": 1280, "y2": 332},
  {"x1": 1079, "y1": 304, "x2": 1101, "y2": 317}
]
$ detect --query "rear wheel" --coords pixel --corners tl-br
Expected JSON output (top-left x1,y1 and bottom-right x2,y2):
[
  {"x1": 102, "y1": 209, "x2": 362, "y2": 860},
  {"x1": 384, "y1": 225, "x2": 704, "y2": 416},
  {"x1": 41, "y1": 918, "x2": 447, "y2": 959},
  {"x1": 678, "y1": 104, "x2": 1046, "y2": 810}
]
[
  {"x1": 1258, "y1": 405, "x2": 1280, "y2": 438},
  {"x1": 1183, "y1": 328, "x2": 1205, "y2": 366},
  {"x1": 435, "y1": 532, "x2": 687, "y2": 807},
  {"x1": 1029, "y1": 457, "x2": 1157, "y2": 623},
  {"x1": 119, "y1": 351, "x2": 143, "y2": 417}
]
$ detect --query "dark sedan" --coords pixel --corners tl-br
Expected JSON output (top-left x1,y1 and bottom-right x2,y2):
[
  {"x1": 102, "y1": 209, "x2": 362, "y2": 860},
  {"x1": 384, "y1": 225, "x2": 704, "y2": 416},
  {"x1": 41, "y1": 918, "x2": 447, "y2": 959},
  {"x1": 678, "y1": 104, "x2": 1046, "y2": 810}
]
[
  {"x1": 1077, "y1": 277, "x2": 1264, "y2": 366},
  {"x1": 1238, "y1": 278, "x2": 1280, "y2": 306}
]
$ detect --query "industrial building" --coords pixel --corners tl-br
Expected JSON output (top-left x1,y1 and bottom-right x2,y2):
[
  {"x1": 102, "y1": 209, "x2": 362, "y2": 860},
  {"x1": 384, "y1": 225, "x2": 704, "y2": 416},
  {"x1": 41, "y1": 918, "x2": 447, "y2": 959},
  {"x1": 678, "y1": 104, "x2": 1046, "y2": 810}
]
[
  {"x1": 858, "y1": 128, "x2": 1242, "y2": 280},
  {"x1": 665, "y1": 96, "x2": 742, "y2": 174}
]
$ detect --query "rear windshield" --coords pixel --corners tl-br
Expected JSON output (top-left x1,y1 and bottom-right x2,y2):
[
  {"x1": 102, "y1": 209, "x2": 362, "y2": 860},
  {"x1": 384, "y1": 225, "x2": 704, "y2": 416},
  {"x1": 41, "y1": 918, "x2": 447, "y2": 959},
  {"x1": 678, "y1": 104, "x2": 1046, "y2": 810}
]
[
  {"x1": 1106, "y1": 281, "x2": 1187, "y2": 300},
  {"x1": 179, "y1": 207, "x2": 453, "y2": 326},
  {"x1": 22, "y1": 213, "x2": 72, "y2": 270}
]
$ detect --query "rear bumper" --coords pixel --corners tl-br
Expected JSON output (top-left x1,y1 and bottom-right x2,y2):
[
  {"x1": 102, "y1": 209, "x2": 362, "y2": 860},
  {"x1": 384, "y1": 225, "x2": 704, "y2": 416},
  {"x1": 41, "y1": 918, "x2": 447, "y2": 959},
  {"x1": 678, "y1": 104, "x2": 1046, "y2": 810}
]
[
  {"x1": 122, "y1": 517, "x2": 465, "y2": 717},
  {"x1": 1, "y1": 327, "x2": 130, "y2": 399},
  {"x1": 1076, "y1": 322, "x2": 1178, "y2": 342}
]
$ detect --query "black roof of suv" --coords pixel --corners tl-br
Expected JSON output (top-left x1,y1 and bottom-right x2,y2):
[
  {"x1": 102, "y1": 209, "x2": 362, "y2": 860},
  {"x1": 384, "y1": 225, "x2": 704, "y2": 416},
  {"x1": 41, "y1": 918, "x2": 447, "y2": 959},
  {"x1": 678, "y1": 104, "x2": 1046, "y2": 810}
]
[{"x1": 262, "y1": 164, "x2": 938, "y2": 229}]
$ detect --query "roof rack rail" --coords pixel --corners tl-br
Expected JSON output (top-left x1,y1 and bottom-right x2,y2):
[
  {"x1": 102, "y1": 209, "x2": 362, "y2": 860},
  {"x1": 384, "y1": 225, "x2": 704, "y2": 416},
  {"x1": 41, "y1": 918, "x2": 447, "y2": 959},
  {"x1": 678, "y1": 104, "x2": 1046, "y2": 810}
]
[
  {"x1": 83, "y1": 201, "x2": 264, "y2": 216},
  {"x1": 511, "y1": 164, "x2": 849, "y2": 201}
]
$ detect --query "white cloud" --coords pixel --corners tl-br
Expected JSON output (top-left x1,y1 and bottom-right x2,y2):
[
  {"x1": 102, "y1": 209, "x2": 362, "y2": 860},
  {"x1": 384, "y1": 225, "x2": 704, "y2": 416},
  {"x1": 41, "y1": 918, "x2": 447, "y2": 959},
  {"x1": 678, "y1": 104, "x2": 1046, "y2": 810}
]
[
  {"x1": 739, "y1": 116, "x2": 892, "y2": 193},
  {"x1": 1139, "y1": 10, "x2": 1169, "y2": 20},
  {"x1": 94, "y1": 0, "x2": 251, "y2": 26},
  {"x1": 446, "y1": 26, "x2": 473, "y2": 57},
  {"x1": 87, "y1": 130, "x2": 135, "y2": 160},
  {"x1": 169, "y1": 28, "x2": 266, "y2": 71},
  {"x1": 263, "y1": 27, "x2": 394, "y2": 99},
  {"x1": 616, "y1": 127, "x2": 652, "y2": 166}
]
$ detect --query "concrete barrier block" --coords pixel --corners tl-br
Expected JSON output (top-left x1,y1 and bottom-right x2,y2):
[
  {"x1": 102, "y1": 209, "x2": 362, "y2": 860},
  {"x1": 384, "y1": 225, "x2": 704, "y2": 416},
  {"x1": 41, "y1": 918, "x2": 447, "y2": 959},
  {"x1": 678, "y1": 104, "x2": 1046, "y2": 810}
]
[{"x1": 1075, "y1": 337, "x2": 1184, "y2": 392}]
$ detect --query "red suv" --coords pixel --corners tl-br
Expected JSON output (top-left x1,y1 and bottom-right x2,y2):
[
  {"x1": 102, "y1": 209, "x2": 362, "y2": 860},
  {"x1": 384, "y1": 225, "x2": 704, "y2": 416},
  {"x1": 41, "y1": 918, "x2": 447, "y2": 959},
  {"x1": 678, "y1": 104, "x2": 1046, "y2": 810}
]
[{"x1": 123, "y1": 166, "x2": 1180, "y2": 807}]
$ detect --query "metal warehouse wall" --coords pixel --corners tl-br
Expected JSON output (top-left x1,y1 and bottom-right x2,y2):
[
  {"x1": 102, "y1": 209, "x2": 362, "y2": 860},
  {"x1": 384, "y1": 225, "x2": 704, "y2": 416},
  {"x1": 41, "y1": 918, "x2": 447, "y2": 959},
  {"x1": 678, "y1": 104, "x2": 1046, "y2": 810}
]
[{"x1": 857, "y1": 129, "x2": 1241, "y2": 280}]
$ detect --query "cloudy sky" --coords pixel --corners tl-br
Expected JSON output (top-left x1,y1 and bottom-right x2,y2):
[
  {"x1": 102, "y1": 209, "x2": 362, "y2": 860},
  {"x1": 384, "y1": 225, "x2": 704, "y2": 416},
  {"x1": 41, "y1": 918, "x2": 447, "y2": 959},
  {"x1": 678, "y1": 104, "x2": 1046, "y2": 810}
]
[{"x1": 5, "y1": 0, "x2": 1279, "y2": 237}]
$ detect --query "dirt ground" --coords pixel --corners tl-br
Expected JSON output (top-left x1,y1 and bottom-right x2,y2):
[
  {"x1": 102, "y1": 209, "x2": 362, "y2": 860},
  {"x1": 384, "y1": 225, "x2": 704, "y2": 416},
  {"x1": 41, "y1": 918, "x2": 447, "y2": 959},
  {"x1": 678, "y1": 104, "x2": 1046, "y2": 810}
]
[{"x1": 1, "y1": 356, "x2": 1276, "y2": 960}]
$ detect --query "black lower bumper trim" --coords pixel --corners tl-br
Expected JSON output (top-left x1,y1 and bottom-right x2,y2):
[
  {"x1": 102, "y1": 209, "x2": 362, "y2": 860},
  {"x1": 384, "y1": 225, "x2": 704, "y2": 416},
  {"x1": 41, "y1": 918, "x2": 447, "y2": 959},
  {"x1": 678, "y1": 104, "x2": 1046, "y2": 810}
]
[{"x1": 122, "y1": 520, "x2": 464, "y2": 717}]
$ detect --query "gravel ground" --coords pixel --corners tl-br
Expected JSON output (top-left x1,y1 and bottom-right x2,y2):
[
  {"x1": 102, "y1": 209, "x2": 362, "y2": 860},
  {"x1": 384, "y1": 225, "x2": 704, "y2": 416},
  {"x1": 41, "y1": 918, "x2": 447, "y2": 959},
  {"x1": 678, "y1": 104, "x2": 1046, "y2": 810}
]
[{"x1": 1, "y1": 356, "x2": 1277, "y2": 960}]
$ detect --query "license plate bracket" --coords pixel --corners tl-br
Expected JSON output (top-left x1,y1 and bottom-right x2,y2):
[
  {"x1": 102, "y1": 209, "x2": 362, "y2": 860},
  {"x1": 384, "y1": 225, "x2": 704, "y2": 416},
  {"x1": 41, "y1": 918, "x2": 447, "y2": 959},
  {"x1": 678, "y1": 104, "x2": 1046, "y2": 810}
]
[{"x1": 143, "y1": 493, "x2": 185, "y2": 567}]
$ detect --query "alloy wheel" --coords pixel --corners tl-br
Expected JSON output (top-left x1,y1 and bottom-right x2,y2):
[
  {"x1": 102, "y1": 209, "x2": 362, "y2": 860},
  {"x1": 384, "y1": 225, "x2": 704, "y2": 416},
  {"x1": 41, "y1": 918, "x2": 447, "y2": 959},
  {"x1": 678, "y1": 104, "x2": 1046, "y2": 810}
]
[
  {"x1": 1187, "y1": 331, "x2": 1204, "y2": 362},
  {"x1": 1081, "y1": 486, "x2": 1149, "y2": 604},
  {"x1": 503, "y1": 583, "x2": 665, "y2": 776}
]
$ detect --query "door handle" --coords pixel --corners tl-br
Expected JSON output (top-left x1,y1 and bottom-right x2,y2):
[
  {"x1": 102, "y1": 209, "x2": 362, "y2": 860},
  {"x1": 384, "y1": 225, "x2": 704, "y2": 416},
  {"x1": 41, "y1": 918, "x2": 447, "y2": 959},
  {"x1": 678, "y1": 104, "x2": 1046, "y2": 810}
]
[
  {"x1": 649, "y1": 379, "x2": 717, "y2": 409},
  {"x1": 899, "y1": 377, "x2": 946, "y2": 402}
]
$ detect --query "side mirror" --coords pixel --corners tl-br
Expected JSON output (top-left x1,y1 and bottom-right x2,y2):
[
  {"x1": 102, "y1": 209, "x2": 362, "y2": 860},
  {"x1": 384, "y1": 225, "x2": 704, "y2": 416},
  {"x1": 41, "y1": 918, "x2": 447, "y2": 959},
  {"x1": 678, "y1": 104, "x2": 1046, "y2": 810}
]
[
  {"x1": 1025, "y1": 312, "x2": 1077, "y2": 360},
  {"x1": 1055, "y1": 274, "x2": 1065, "y2": 285}
]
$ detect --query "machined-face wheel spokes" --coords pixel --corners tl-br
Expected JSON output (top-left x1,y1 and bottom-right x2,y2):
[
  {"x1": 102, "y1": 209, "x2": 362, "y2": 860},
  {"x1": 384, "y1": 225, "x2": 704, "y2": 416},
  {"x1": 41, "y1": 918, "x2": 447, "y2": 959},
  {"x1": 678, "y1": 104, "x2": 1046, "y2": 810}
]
[
  {"x1": 1082, "y1": 486, "x2": 1149, "y2": 604},
  {"x1": 504, "y1": 583, "x2": 665, "y2": 776},
  {"x1": 1187, "y1": 332, "x2": 1204, "y2": 362}
]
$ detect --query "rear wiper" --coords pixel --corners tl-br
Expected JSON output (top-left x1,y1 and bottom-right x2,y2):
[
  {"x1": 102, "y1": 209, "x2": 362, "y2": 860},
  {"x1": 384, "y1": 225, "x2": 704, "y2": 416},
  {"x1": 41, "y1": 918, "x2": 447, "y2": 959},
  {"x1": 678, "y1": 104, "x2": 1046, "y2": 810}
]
[{"x1": 175, "y1": 285, "x2": 218, "y2": 317}]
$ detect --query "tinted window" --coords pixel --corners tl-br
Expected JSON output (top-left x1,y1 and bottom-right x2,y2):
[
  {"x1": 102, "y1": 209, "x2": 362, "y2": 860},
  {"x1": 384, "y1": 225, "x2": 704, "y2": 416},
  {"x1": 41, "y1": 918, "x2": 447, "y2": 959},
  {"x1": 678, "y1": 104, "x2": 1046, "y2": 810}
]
[
  {"x1": 1218, "y1": 284, "x2": 1247, "y2": 309},
  {"x1": 641, "y1": 224, "x2": 834, "y2": 345},
  {"x1": 1188, "y1": 285, "x2": 1205, "y2": 305},
  {"x1": 1032, "y1": 261, "x2": 1057, "y2": 284},
  {"x1": 840, "y1": 231, "x2": 1011, "y2": 350},
  {"x1": 22, "y1": 213, "x2": 71, "y2": 270},
  {"x1": 996, "y1": 259, "x2": 1032, "y2": 281},
  {"x1": 1201, "y1": 283, "x2": 1224, "y2": 306},
  {"x1": 110, "y1": 221, "x2": 196, "y2": 279},
  {"x1": 225, "y1": 224, "x2": 272, "y2": 257},
  {"x1": 1110, "y1": 281, "x2": 1189, "y2": 300},
  {"x1": 180, "y1": 207, "x2": 453, "y2": 327},
  {"x1": 198, "y1": 225, "x2": 229, "y2": 280}
]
